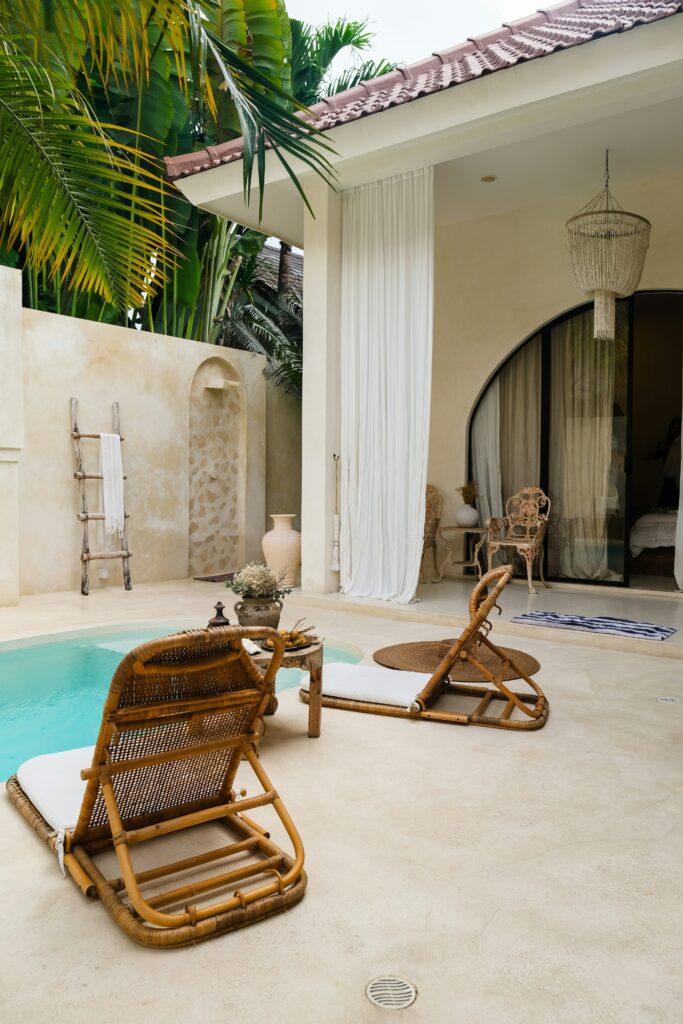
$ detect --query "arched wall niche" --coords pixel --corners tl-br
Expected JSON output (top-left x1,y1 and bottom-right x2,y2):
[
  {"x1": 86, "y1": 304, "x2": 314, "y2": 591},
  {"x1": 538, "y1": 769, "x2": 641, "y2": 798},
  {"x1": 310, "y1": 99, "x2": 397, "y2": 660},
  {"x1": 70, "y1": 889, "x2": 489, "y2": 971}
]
[{"x1": 188, "y1": 356, "x2": 246, "y2": 577}]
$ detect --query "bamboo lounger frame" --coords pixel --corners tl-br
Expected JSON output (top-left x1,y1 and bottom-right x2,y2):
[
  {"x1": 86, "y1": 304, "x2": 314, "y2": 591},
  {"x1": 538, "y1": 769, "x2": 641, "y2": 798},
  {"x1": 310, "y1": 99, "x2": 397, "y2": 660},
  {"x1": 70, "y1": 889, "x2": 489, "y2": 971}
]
[
  {"x1": 6, "y1": 626, "x2": 307, "y2": 947},
  {"x1": 301, "y1": 566, "x2": 548, "y2": 731}
]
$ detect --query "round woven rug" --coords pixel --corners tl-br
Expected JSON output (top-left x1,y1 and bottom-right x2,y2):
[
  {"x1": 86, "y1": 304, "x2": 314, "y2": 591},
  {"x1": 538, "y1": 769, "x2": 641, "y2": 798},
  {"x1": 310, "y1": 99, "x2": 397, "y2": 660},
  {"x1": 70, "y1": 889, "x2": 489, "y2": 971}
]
[{"x1": 373, "y1": 640, "x2": 540, "y2": 682}]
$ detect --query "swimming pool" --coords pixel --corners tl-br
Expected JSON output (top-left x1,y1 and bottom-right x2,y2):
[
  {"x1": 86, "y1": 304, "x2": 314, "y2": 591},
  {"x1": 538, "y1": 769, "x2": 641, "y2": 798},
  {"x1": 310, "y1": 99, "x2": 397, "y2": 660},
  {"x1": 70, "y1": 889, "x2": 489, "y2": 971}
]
[{"x1": 0, "y1": 624, "x2": 362, "y2": 780}]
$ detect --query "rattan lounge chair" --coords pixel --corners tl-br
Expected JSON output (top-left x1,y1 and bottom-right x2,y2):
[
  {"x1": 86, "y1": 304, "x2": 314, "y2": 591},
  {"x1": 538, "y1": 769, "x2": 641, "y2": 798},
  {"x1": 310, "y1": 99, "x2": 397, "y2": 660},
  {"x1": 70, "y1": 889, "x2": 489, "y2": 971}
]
[
  {"x1": 300, "y1": 566, "x2": 548, "y2": 731},
  {"x1": 6, "y1": 626, "x2": 307, "y2": 948}
]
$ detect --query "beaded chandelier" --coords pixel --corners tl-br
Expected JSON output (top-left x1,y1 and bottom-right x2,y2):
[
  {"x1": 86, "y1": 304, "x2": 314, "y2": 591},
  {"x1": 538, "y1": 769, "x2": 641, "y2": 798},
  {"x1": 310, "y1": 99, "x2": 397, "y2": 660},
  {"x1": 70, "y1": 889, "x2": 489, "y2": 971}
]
[{"x1": 566, "y1": 152, "x2": 651, "y2": 341}]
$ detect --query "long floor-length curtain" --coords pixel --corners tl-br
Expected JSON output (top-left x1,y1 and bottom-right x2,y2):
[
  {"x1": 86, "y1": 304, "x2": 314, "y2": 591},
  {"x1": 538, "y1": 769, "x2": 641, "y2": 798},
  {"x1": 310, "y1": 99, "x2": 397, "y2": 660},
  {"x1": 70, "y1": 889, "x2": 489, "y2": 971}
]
[
  {"x1": 470, "y1": 379, "x2": 503, "y2": 525},
  {"x1": 340, "y1": 167, "x2": 434, "y2": 603},
  {"x1": 675, "y1": 315, "x2": 683, "y2": 590},
  {"x1": 549, "y1": 310, "x2": 615, "y2": 579},
  {"x1": 499, "y1": 335, "x2": 541, "y2": 498}
]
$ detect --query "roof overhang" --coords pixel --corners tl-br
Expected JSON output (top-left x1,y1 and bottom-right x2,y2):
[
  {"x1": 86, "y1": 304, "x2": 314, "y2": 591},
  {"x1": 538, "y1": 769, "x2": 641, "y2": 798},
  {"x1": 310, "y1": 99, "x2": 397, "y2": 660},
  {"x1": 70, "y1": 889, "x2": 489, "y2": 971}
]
[{"x1": 172, "y1": 15, "x2": 683, "y2": 246}]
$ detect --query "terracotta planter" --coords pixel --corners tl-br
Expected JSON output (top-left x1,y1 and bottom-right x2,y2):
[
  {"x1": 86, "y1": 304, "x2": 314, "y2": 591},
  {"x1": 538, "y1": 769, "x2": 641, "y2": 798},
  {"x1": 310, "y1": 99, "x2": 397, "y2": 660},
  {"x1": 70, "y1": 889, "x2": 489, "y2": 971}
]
[
  {"x1": 233, "y1": 596, "x2": 283, "y2": 629},
  {"x1": 455, "y1": 504, "x2": 479, "y2": 527},
  {"x1": 262, "y1": 514, "x2": 301, "y2": 588}
]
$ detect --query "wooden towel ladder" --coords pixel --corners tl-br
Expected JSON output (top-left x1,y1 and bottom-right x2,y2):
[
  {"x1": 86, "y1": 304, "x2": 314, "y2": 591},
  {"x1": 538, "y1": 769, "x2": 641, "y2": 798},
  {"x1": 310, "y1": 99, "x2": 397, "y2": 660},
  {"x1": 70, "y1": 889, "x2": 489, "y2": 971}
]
[{"x1": 71, "y1": 398, "x2": 132, "y2": 596}]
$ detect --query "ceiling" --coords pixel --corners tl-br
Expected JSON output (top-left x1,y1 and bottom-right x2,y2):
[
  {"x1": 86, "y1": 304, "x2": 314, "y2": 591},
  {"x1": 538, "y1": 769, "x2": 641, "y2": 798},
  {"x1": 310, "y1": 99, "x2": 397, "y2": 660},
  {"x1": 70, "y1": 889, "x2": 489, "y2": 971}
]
[{"x1": 434, "y1": 96, "x2": 683, "y2": 224}]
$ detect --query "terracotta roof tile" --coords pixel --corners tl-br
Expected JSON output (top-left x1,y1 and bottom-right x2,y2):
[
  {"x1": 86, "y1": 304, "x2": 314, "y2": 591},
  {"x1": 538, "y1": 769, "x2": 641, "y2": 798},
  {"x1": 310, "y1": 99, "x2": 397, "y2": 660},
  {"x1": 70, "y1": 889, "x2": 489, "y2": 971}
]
[{"x1": 165, "y1": 0, "x2": 682, "y2": 181}]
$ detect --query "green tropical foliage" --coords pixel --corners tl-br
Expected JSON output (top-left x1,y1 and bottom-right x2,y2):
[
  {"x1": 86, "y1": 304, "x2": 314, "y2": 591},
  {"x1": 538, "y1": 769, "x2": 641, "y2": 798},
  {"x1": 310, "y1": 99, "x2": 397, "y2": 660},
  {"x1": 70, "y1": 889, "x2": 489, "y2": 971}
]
[
  {"x1": 221, "y1": 17, "x2": 396, "y2": 395},
  {"x1": 290, "y1": 18, "x2": 395, "y2": 107},
  {"x1": 0, "y1": 0, "x2": 333, "y2": 312},
  {"x1": 2, "y1": 3, "x2": 394, "y2": 398},
  {"x1": 222, "y1": 275, "x2": 303, "y2": 397}
]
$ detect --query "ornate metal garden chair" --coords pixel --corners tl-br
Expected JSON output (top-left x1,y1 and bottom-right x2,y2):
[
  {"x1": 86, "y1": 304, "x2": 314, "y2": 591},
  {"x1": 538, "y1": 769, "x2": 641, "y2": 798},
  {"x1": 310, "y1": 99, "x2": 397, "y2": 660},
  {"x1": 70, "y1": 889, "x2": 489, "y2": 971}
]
[
  {"x1": 487, "y1": 486, "x2": 551, "y2": 595},
  {"x1": 419, "y1": 484, "x2": 443, "y2": 583}
]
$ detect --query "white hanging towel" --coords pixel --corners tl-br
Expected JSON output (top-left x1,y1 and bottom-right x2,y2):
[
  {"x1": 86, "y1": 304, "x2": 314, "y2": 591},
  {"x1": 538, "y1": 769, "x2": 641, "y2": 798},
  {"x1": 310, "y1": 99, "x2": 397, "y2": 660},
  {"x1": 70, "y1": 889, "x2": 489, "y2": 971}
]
[{"x1": 99, "y1": 433, "x2": 125, "y2": 540}]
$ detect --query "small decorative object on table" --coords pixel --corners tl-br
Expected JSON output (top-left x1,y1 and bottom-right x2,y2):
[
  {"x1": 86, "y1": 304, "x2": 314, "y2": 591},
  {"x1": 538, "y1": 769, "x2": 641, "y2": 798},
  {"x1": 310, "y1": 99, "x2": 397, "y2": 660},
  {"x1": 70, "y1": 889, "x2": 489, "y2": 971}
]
[
  {"x1": 229, "y1": 562, "x2": 291, "y2": 628},
  {"x1": 455, "y1": 480, "x2": 479, "y2": 527},
  {"x1": 259, "y1": 619, "x2": 319, "y2": 652},
  {"x1": 207, "y1": 600, "x2": 231, "y2": 628}
]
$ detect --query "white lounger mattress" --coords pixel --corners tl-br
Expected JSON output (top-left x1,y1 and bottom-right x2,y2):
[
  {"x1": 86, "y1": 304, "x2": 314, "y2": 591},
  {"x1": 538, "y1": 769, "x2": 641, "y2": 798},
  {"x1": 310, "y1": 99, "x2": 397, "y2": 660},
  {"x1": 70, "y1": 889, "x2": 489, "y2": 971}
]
[
  {"x1": 18, "y1": 664, "x2": 432, "y2": 831},
  {"x1": 301, "y1": 662, "x2": 431, "y2": 710},
  {"x1": 17, "y1": 745, "x2": 94, "y2": 833}
]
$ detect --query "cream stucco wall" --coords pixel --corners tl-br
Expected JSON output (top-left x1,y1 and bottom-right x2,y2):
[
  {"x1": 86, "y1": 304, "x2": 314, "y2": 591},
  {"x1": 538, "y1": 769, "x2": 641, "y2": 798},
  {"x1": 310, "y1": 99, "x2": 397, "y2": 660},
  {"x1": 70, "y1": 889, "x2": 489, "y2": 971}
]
[
  {"x1": 10, "y1": 295, "x2": 267, "y2": 598},
  {"x1": 266, "y1": 382, "x2": 302, "y2": 534},
  {"x1": 429, "y1": 169, "x2": 683, "y2": 553}
]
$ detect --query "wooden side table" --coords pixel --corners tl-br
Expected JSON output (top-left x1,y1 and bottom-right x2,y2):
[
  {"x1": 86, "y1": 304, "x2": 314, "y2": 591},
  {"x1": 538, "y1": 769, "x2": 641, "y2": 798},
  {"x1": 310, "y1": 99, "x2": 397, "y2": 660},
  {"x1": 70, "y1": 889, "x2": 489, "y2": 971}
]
[
  {"x1": 437, "y1": 525, "x2": 487, "y2": 580},
  {"x1": 251, "y1": 642, "x2": 324, "y2": 738}
]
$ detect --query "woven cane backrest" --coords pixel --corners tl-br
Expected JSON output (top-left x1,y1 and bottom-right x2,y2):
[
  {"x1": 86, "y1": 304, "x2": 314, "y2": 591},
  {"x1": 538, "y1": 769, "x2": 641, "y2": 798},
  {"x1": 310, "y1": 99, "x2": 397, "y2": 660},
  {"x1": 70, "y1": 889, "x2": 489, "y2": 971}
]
[
  {"x1": 75, "y1": 627, "x2": 282, "y2": 839},
  {"x1": 504, "y1": 487, "x2": 550, "y2": 543},
  {"x1": 416, "y1": 566, "x2": 512, "y2": 706},
  {"x1": 423, "y1": 484, "x2": 443, "y2": 546}
]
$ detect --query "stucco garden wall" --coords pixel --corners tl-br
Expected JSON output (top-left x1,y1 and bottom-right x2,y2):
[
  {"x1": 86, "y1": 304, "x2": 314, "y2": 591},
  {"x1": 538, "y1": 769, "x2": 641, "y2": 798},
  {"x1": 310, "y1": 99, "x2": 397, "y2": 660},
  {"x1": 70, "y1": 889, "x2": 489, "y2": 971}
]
[
  {"x1": 429, "y1": 169, "x2": 683, "y2": 564},
  {"x1": 0, "y1": 265, "x2": 283, "y2": 603},
  {"x1": 266, "y1": 383, "x2": 302, "y2": 534}
]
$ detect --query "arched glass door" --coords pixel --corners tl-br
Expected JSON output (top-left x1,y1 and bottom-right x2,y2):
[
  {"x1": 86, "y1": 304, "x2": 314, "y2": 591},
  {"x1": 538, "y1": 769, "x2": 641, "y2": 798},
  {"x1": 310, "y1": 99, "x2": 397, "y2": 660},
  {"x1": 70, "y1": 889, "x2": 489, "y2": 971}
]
[{"x1": 470, "y1": 293, "x2": 682, "y2": 587}]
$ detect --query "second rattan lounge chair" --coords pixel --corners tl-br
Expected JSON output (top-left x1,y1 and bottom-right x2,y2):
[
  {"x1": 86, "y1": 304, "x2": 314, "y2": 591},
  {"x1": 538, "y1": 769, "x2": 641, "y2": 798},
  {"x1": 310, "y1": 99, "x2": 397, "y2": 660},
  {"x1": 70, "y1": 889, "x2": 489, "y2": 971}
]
[
  {"x1": 6, "y1": 626, "x2": 307, "y2": 947},
  {"x1": 300, "y1": 566, "x2": 548, "y2": 731}
]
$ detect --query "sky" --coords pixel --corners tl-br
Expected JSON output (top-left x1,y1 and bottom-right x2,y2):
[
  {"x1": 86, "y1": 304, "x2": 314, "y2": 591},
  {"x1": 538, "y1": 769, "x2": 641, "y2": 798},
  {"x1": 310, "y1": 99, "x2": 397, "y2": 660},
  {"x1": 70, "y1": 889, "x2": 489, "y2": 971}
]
[{"x1": 286, "y1": 1, "x2": 537, "y2": 66}]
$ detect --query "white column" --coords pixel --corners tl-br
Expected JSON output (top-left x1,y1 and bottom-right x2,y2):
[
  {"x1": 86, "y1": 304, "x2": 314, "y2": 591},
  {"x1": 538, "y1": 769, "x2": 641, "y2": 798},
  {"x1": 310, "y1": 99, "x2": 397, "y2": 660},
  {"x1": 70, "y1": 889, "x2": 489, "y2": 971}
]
[
  {"x1": 0, "y1": 267, "x2": 24, "y2": 605},
  {"x1": 300, "y1": 178, "x2": 342, "y2": 593}
]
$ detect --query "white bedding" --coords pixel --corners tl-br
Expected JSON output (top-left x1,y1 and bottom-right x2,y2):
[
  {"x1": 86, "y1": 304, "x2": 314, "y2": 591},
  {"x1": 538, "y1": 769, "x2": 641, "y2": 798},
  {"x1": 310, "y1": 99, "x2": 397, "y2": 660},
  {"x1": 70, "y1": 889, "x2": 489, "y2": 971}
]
[{"x1": 630, "y1": 511, "x2": 678, "y2": 557}]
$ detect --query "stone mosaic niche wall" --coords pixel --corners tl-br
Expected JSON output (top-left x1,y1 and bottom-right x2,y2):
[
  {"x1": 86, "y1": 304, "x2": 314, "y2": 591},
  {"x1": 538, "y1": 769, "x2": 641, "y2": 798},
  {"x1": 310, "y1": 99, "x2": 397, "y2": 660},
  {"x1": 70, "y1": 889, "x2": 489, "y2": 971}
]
[{"x1": 189, "y1": 357, "x2": 246, "y2": 577}]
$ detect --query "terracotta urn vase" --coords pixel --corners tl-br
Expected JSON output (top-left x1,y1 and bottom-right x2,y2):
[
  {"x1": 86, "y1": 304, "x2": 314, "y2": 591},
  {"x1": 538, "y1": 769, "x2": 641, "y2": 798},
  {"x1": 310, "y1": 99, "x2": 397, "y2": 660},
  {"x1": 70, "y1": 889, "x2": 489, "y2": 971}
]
[
  {"x1": 233, "y1": 596, "x2": 283, "y2": 629},
  {"x1": 262, "y1": 514, "x2": 301, "y2": 587},
  {"x1": 454, "y1": 504, "x2": 480, "y2": 528}
]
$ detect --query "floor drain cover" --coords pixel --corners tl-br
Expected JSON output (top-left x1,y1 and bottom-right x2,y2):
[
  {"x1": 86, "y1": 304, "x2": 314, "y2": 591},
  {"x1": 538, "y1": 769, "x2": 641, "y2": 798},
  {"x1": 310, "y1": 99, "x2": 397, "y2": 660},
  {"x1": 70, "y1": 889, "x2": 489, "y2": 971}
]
[
  {"x1": 658, "y1": 696, "x2": 680, "y2": 704},
  {"x1": 366, "y1": 976, "x2": 417, "y2": 1011}
]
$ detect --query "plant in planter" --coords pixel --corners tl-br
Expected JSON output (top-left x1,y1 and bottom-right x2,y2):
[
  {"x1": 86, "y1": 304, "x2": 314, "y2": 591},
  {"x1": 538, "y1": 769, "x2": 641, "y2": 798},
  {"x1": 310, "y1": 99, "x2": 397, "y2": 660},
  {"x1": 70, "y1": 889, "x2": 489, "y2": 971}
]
[
  {"x1": 455, "y1": 481, "x2": 479, "y2": 527},
  {"x1": 229, "y1": 562, "x2": 291, "y2": 628}
]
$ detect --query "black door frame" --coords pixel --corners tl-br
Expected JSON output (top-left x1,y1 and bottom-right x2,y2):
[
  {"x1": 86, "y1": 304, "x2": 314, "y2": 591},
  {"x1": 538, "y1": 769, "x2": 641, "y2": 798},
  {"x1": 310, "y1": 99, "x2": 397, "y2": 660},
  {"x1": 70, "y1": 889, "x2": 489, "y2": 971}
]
[{"x1": 468, "y1": 290, "x2": 682, "y2": 589}]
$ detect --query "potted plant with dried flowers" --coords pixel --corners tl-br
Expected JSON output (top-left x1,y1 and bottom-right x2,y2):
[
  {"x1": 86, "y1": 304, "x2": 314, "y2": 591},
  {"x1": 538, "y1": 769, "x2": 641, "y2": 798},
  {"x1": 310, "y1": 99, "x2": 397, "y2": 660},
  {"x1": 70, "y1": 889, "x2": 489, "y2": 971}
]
[
  {"x1": 455, "y1": 481, "x2": 479, "y2": 527},
  {"x1": 229, "y1": 562, "x2": 291, "y2": 628}
]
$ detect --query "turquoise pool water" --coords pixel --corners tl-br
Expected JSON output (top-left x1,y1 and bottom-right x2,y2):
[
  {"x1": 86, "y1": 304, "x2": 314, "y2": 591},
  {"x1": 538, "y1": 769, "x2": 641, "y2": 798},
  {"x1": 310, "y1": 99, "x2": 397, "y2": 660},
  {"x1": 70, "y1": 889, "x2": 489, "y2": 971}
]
[{"x1": 0, "y1": 625, "x2": 362, "y2": 780}]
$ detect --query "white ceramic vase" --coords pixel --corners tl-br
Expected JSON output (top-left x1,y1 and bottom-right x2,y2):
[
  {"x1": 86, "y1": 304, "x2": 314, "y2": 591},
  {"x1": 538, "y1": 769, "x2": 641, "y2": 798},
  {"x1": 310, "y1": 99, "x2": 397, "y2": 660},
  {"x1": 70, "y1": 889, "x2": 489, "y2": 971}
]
[
  {"x1": 262, "y1": 514, "x2": 301, "y2": 588},
  {"x1": 454, "y1": 504, "x2": 480, "y2": 528}
]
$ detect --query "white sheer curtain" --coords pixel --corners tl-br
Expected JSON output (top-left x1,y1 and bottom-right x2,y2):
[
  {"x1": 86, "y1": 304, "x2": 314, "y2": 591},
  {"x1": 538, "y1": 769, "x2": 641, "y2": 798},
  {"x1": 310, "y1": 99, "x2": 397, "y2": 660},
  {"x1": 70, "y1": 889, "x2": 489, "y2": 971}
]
[
  {"x1": 340, "y1": 167, "x2": 434, "y2": 603},
  {"x1": 499, "y1": 336, "x2": 541, "y2": 498},
  {"x1": 471, "y1": 379, "x2": 503, "y2": 525},
  {"x1": 549, "y1": 311, "x2": 615, "y2": 579},
  {"x1": 675, "y1": 314, "x2": 683, "y2": 589}
]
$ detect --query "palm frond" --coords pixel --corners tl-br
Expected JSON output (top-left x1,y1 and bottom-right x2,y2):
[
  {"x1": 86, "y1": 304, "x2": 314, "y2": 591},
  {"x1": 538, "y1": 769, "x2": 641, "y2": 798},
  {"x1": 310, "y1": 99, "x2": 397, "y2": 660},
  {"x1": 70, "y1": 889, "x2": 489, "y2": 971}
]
[
  {"x1": 307, "y1": 18, "x2": 373, "y2": 68},
  {"x1": 225, "y1": 284, "x2": 302, "y2": 398},
  {"x1": 324, "y1": 58, "x2": 397, "y2": 97},
  {"x1": 0, "y1": 51, "x2": 176, "y2": 309},
  {"x1": 14, "y1": 0, "x2": 189, "y2": 92},
  {"x1": 10, "y1": 1, "x2": 336, "y2": 219},
  {"x1": 205, "y1": 29, "x2": 337, "y2": 217}
]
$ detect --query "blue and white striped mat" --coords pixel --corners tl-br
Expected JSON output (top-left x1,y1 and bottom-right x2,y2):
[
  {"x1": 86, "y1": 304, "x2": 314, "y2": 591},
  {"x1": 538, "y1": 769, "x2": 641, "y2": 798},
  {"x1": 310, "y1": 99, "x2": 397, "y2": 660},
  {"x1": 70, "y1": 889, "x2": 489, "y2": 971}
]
[{"x1": 510, "y1": 611, "x2": 676, "y2": 641}]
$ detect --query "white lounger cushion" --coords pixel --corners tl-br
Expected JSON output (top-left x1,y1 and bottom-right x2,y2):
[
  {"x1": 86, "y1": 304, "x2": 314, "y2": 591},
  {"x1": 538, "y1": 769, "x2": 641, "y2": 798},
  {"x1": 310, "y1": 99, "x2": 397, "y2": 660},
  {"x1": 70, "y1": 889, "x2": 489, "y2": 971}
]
[
  {"x1": 17, "y1": 746, "x2": 94, "y2": 833},
  {"x1": 301, "y1": 661, "x2": 431, "y2": 710}
]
